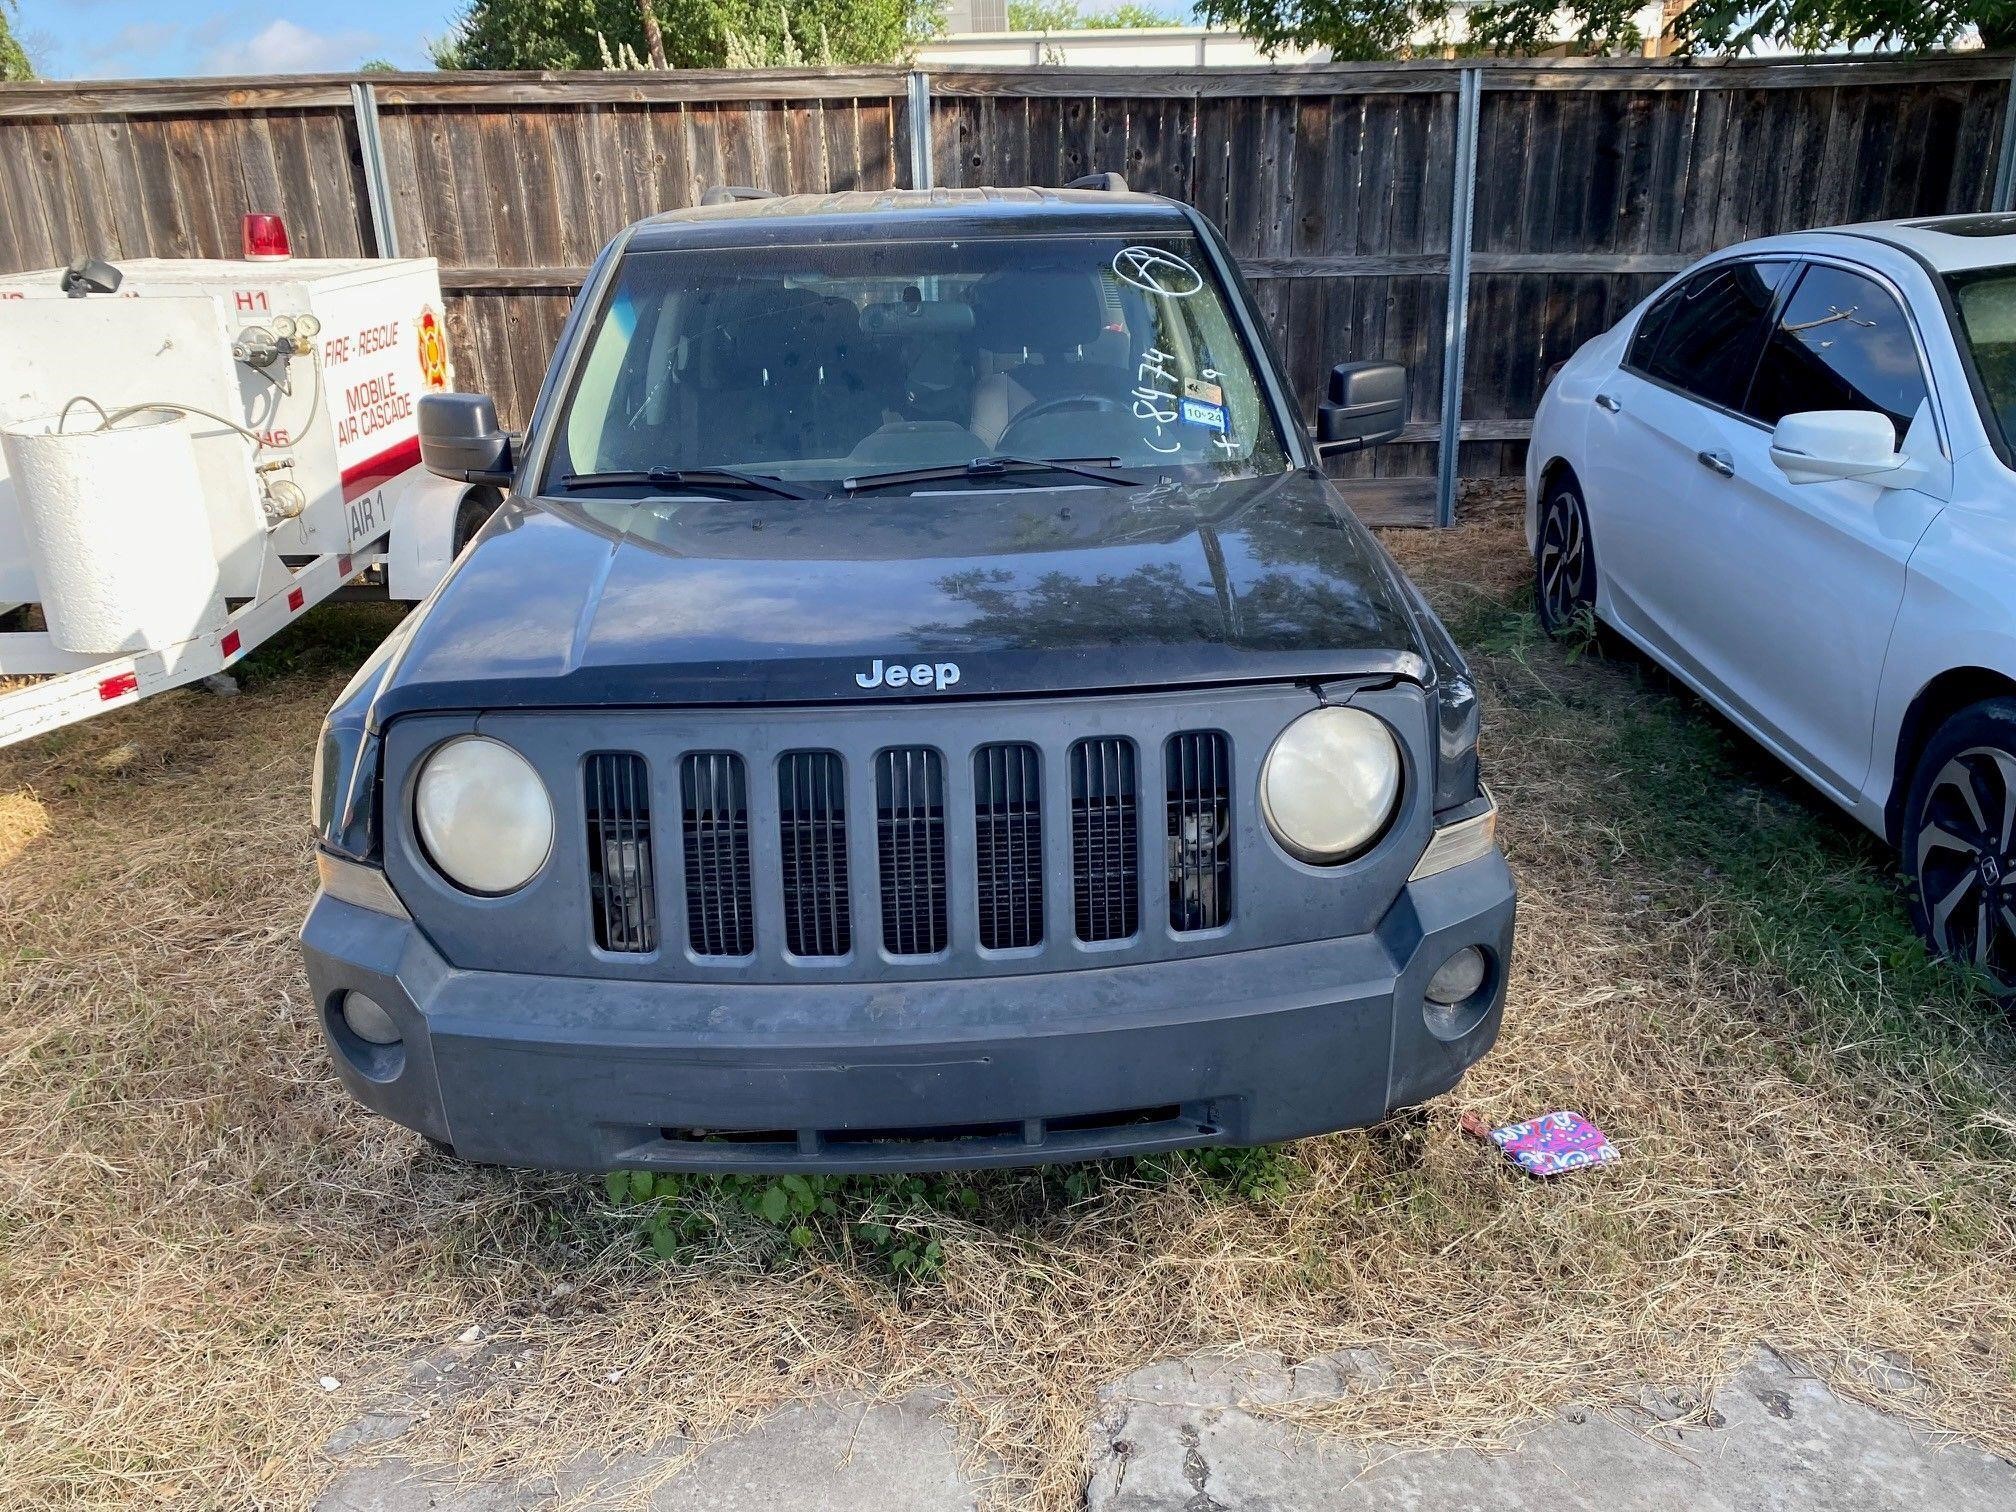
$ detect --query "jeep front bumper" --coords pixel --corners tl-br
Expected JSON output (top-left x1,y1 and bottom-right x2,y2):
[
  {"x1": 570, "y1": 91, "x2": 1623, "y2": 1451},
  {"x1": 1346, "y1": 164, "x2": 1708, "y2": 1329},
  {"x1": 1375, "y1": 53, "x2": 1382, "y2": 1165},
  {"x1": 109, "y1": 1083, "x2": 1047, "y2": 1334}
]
[{"x1": 299, "y1": 850, "x2": 1514, "y2": 1172}]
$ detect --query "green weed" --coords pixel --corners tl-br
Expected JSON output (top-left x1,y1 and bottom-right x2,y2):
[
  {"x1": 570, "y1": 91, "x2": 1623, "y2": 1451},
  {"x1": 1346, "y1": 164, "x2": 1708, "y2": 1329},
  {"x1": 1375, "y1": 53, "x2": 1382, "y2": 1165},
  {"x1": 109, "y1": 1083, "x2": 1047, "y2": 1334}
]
[{"x1": 601, "y1": 1168, "x2": 976, "y2": 1281}]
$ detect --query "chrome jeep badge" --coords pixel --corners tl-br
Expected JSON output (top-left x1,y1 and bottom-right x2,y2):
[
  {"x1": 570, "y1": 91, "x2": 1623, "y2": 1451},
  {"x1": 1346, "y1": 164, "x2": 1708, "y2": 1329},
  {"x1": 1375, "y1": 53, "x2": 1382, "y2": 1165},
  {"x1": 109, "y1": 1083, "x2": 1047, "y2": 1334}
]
[{"x1": 855, "y1": 658, "x2": 961, "y2": 691}]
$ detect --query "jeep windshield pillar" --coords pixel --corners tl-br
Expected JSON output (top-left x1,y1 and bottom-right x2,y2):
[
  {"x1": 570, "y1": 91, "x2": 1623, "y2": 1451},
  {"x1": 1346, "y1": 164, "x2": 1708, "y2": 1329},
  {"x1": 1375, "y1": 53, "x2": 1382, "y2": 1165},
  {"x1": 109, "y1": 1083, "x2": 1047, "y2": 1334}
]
[{"x1": 301, "y1": 186, "x2": 1515, "y2": 1173}]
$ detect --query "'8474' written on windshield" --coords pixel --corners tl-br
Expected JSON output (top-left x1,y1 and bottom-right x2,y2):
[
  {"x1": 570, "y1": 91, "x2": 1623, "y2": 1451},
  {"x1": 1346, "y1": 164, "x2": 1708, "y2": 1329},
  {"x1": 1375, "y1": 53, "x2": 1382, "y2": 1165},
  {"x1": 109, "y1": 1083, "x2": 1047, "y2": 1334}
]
[{"x1": 1133, "y1": 346, "x2": 1239, "y2": 458}]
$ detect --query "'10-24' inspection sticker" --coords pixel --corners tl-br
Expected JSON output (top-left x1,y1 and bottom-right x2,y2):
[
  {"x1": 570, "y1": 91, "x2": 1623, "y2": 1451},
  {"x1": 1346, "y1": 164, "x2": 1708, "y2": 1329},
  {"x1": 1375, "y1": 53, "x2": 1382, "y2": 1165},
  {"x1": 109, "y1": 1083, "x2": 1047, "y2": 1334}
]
[{"x1": 1181, "y1": 377, "x2": 1227, "y2": 432}]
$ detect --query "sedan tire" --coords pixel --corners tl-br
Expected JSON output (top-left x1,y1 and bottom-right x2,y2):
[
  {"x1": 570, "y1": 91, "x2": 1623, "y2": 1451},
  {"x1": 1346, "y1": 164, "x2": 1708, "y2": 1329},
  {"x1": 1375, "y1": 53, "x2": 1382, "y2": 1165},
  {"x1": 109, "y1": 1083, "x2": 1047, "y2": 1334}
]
[
  {"x1": 1902, "y1": 697, "x2": 2016, "y2": 993},
  {"x1": 1534, "y1": 474, "x2": 1596, "y2": 637}
]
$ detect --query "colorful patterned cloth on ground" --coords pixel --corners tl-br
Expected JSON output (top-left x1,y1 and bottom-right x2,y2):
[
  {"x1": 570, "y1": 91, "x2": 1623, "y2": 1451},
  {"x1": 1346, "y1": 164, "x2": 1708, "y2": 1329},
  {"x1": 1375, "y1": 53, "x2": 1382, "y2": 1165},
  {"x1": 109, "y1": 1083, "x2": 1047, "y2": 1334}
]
[{"x1": 1488, "y1": 1110, "x2": 1619, "y2": 1177}]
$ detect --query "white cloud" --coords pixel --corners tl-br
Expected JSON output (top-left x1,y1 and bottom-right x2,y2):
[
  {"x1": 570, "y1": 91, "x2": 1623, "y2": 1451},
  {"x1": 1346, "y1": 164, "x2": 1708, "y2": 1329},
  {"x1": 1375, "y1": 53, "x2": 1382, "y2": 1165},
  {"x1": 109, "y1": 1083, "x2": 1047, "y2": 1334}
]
[
  {"x1": 199, "y1": 18, "x2": 382, "y2": 74},
  {"x1": 59, "y1": 12, "x2": 388, "y2": 79},
  {"x1": 74, "y1": 21, "x2": 199, "y2": 77}
]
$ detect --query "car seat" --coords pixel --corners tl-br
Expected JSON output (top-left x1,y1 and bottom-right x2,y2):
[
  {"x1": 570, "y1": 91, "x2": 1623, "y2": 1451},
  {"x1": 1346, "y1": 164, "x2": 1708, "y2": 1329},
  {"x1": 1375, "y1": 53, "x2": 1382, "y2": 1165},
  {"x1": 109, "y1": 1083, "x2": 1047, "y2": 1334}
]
[{"x1": 969, "y1": 271, "x2": 1125, "y2": 448}]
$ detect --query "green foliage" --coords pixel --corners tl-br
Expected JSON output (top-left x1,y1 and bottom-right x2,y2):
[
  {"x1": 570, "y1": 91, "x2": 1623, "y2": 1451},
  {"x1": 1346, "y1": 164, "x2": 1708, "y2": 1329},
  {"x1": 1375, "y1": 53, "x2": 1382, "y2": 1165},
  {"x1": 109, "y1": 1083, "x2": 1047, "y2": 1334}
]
[
  {"x1": 431, "y1": 0, "x2": 938, "y2": 69},
  {"x1": 1192, "y1": 0, "x2": 1449, "y2": 59},
  {"x1": 235, "y1": 602, "x2": 409, "y2": 689},
  {"x1": 0, "y1": 0, "x2": 33, "y2": 83},
  {"x1": 358, "y1": 58, "x2": 400, "y2": 73},
  {"x1": 601, "y1": 1167, "x2": 973, "y2": 1280},
  {"x1": 1663, "y1": 0, "x2": 2016, "y2": 53},
  {"x1": 597, "y1": 1142, "x2": 1299, "y2": 1282},
  {"x1": 1466, "y1": 0, "x2": 1640, "y2": 55},
  {"x1": 1149, "y1": 1142, "x2": 1298, "y2": 1201},
  {"x1": 1007, "y1": 0, "x2": 1175, "y2": 28},
  {"x1": 1200, "y1": 0, "x2": 2012, "y2": 58},
  {"x1": 1546, "y1": 603, "x2": 1606, "y2": 664}
]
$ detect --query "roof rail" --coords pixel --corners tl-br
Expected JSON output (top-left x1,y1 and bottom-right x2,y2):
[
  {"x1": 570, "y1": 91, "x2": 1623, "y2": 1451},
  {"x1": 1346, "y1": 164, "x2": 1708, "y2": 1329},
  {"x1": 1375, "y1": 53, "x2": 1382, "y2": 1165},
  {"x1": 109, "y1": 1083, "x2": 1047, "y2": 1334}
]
[
  {"x1": 699, "y1": 185, "x2": 777, "y2": 207},
  {"x1": 1066, "y1": 172, "x2": 1129, "y2": 193}
]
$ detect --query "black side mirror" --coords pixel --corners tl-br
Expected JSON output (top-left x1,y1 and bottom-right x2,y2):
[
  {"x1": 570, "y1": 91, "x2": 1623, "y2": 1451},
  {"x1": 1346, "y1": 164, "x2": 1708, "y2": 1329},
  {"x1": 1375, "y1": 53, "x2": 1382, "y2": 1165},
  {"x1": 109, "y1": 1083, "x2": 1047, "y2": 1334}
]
[
  {"x1": 1317, "y1": 361, "x2": 1407, "y2": 453},
  {"x1": 418, "y1": 393, "x2": 514, "y2": 485}
]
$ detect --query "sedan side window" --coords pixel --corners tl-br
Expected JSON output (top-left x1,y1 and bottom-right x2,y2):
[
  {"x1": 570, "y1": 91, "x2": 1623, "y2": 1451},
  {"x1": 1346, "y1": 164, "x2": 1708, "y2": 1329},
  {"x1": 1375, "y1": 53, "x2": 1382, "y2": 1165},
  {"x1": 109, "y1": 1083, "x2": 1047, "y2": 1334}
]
[
  {"x1": 1743, "y1": 265, "x2": 1930, "y2": 436},
  {"x1": 1629, "y1": 260, "x2": 1788, "y2": 410}
]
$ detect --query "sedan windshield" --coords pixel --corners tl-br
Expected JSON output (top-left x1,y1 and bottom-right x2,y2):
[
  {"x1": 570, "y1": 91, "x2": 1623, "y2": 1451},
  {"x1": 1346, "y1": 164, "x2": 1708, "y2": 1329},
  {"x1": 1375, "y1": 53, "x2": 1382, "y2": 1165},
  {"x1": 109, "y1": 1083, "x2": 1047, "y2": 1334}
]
[
  {"x1": 1949, "y1": 267, "x2": 2016, "y2": 451},
  {"x1": 544, "y1": 231, "x2": 1290, "y2": 498}
]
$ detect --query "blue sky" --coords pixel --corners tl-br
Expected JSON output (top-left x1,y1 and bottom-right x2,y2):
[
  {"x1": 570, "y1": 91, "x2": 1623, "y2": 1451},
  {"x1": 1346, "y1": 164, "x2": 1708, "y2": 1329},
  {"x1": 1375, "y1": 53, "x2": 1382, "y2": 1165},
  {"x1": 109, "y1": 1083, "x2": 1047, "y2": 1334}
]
[
  {"x1": 13, "y1": 0, "x2": 1202, "y2": 79},
  {"x1": 14, "y1": 0, "x2": 459, "y2": 78}
]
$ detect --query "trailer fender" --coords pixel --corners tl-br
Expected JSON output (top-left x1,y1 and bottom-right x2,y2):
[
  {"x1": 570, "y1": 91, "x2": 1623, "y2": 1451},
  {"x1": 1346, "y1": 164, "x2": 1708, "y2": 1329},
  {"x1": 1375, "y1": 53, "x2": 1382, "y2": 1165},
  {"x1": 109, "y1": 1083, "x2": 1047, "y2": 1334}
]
[{"x1": 384, "y1": 470, "x2": 501, "y2": 601}]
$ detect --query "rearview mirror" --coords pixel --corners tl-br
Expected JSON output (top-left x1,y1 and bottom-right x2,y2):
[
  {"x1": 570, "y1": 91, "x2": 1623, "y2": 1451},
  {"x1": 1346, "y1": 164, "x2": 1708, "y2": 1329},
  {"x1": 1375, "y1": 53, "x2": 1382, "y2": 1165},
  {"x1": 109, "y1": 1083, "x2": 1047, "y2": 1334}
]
[
  {"x1": 418, "y1": 393, "x2": 514, "y2": 486},
  {"x1": 1769, "y1": 409, "x2": 1925, "y2": 489},
  {"x1": 1317, "y1": 361, "x2": 1407, "y2": 453}
]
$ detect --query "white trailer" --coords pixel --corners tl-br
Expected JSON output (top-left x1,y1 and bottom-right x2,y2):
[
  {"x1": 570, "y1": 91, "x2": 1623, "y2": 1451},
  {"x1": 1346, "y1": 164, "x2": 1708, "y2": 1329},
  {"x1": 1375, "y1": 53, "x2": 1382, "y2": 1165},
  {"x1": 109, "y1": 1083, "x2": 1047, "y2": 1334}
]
[{"x1": 0, "y1": 236, "x2": 489, "y2": 749}]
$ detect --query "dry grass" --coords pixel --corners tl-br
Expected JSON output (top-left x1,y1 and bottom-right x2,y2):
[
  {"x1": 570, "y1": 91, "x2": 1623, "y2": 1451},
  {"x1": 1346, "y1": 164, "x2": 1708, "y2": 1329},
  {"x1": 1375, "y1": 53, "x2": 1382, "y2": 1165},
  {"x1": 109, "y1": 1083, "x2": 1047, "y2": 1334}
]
[{"x1": 4, "y1": 494, "x2": 2015, "y2": 1508}]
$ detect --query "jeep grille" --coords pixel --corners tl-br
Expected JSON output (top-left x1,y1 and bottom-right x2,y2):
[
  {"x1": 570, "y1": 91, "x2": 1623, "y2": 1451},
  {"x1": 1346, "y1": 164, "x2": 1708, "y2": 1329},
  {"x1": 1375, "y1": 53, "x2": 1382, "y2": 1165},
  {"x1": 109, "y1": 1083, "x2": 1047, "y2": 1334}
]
[
  {"x1": 777, "y1": 750, "x2": 852, "y2": 958},
  {"x1": 973, "y1": 742, "x2": 1044, "y2": 951},
  {"x1": 1166, "y1": 731, "x2": 1232, "y2": 932},
  {"x1": 1070, "y1": 736, "x2": 1141, "y2": 943},
  {"x1": 876, "y1": 747, "x2": 950, "y2": 956},
  {"x1": 585, "y1": 752, "x2": 657, "y2": 953},
  {"x1": 400, "y1": 683, "x2": 1430, "y2": 985},
  {"x1": 680, "y1": 752, "x2": 756, "y2": 957}
]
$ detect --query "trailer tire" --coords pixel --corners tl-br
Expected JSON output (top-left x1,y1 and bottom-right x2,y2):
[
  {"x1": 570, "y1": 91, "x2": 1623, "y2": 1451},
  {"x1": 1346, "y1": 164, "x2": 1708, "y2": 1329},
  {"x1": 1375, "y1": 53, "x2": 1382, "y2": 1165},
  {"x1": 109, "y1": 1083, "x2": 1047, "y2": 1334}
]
[{"x1": 452, "y1": 487, "x2": 502, "y2": 557}]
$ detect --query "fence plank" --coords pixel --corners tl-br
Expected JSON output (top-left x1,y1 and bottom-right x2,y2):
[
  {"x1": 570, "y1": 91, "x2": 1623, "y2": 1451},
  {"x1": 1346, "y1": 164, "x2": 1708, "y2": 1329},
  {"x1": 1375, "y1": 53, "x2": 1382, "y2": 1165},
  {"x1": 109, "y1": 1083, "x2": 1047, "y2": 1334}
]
[{"x1": 0, "y1": 56, "x2": 2007, "y2": 522}]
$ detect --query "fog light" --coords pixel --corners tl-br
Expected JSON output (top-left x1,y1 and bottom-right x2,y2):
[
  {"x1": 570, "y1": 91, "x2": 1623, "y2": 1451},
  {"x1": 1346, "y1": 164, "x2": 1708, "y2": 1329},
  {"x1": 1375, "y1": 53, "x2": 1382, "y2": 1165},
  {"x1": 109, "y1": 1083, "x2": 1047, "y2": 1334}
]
[
  {"x1": 340, "y1": 991, "x2": 402, "y2": 1046},
  {"x1": 1425, "y1": 946, "x2": 1488, "y2": 1006}
]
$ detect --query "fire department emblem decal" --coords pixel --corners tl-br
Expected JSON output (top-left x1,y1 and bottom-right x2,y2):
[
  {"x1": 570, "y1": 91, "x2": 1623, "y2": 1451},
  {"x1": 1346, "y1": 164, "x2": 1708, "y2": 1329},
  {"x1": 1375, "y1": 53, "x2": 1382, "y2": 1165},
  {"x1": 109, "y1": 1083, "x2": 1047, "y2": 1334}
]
[{"x1": 416, "y1": 305, "x2": 449, "y2": 391}]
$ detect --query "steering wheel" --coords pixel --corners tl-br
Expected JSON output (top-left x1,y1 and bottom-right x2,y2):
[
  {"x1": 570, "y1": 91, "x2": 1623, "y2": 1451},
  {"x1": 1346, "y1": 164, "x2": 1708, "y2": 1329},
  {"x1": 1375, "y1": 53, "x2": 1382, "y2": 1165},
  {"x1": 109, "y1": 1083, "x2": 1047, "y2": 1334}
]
[{"x1": 996, "y1": 393, "x2": 1121, "y2": 452}]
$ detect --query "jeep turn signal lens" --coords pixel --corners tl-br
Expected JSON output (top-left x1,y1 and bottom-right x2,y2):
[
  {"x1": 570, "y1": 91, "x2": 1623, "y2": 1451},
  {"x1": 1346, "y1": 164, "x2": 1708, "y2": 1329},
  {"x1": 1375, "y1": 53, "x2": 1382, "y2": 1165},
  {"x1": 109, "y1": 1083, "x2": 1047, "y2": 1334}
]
[
  {"x1": 1409, "y1": 791, "x2": 1498, "y2": 881},
  {"x1": 1260, "y1": 706, "x2": 1401, "y2": 864},
  {"x1": 414, "y1": 736, "x2": 554, "y2": 895}
]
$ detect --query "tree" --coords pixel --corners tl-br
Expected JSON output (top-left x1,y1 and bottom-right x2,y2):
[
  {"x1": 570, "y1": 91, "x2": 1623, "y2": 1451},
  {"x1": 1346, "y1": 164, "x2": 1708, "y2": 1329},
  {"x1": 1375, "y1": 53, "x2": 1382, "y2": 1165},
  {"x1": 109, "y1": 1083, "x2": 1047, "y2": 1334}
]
[
  {"x1": 1657, "y1": 0, "x2": 2016, "y2": 53},
  {"x1": 1007, "y1": 0, "x2": 1175, "y2": 28},
  {"x1": 638, "y1": 0, "x2": 671, "y2": 66},
  {"x1": 430, "y1": 0, "x2": 938, "y2": 69},
  {"x1": 1191, "y1": 0, "x2": 1450, "y2": 59},
  {"x1": 1, "y1": 0, "x2": 33, "y2": 82},
  {"x1": 358, "y1": 57, "x2": 400, "y2": 71},
  {"x1": 1198, "y1": 0, "x2": 2016, "y2": 57}
]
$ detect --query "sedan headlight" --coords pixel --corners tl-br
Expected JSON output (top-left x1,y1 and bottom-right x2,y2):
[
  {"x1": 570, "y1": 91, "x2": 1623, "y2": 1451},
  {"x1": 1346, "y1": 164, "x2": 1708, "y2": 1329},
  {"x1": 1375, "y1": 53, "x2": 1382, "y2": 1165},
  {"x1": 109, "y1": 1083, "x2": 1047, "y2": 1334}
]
[
  {"x1": 414, "y1": 736, "x2": 554, "y2": 895},
  {"x1": 1261, "y1": 707, "x2": 1402, "y2": 864}
]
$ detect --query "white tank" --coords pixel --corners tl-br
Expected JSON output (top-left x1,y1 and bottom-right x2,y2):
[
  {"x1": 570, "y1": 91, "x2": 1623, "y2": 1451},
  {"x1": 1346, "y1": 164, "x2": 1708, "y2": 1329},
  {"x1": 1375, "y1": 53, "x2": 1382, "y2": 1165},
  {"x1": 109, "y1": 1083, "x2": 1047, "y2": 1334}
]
[{"x1": 0, "y1": 409, "x2": 223, "y2": 655}]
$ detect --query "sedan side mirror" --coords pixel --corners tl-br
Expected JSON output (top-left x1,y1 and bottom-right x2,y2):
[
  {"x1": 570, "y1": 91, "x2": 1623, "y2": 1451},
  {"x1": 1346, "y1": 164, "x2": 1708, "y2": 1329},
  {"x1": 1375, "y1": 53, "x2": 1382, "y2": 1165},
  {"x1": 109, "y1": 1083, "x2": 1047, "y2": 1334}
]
[
  {"x1": 1317, "y1": 361, "x2": 1407, "y2": 453},
  {"x1": 1769, "y1": 409, "x2": 1926, "y2": 489},
  {"x1": 419, "y1": 393, "x2": 514, "y2": 486}
]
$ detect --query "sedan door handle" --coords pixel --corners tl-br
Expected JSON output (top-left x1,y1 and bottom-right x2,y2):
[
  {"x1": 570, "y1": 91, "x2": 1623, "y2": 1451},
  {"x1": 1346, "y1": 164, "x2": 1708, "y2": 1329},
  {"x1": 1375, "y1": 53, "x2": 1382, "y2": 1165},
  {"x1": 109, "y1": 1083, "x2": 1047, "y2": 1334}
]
[
  {"x1": 1696, "y1": 449, "x2": 1734, "y2": 478},
  {"x1": 1595, "y1": 392, "x2": 1622, "y2": 413}
]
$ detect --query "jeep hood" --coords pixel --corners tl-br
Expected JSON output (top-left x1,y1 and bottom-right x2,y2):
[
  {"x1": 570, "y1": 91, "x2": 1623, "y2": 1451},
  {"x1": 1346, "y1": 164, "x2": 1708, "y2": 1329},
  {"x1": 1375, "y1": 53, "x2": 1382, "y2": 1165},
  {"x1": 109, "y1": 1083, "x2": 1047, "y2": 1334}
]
[{"x1": 369, "y1": 469, "x2": 1430, "y2": 718}]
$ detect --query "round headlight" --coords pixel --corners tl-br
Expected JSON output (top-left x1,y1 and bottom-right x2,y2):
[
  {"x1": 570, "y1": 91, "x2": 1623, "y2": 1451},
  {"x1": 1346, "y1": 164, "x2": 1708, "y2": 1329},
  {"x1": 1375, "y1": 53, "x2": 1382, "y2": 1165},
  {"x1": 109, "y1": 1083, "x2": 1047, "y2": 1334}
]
[
  {"x1": 414, "y1": 736, "x2": 553, "y2": 894},
  {"x1": 1261, "y1": 707, "x2": 1402, "y2": 864}
]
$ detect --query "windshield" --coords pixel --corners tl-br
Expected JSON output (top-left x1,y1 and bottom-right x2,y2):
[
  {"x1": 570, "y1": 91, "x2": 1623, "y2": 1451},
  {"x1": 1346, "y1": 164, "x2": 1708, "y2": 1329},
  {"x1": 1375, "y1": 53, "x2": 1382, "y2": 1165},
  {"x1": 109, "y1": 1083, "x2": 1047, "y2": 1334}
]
[
  {"x1": 1949, "y1": 268, "x2": 2016, "y2": 452},
  {"x1": 543, "y1": 231, "x2": 1291, "y2": 497}
]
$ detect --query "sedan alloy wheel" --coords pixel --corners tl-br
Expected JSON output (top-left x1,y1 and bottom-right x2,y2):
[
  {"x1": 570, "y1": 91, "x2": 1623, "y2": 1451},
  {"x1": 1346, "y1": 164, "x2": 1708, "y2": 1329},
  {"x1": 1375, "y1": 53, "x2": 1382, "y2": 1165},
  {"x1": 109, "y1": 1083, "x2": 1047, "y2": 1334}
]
[
  {"x1": 1535, "y1": 483, "x2": 1593, "y2": 634},
  {"x1": 1913, "y1": 742, "x2": 2016, "y2": 983}
]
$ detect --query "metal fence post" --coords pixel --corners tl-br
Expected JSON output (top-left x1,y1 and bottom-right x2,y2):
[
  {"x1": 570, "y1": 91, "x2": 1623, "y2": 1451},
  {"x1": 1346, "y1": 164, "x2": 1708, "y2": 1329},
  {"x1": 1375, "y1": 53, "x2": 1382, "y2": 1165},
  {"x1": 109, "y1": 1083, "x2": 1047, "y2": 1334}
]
[
  {"x1": 1994, "y1": 58, "x2": 2016, "y2": 212},
  {"x1": 907, "y1": 70, "x2": 935, "y2": 192},
  {"x1": 349, "y1": 81, "x2": 400, "y2": 258},
  {"x1": 1435, "y1": 67, "x2": 1481, "y2": 528}
]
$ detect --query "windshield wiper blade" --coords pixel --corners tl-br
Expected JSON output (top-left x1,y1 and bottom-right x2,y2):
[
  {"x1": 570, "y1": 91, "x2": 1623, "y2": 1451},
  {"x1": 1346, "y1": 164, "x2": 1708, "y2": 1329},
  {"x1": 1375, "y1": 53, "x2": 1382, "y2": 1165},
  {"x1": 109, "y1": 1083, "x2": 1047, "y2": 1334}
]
[
  {"x1": 559, "y1": 467, "x2": 824, "y2": 500},
  {"x1": 843, "y1": 455, "x2": 1139, "y2": 494}
]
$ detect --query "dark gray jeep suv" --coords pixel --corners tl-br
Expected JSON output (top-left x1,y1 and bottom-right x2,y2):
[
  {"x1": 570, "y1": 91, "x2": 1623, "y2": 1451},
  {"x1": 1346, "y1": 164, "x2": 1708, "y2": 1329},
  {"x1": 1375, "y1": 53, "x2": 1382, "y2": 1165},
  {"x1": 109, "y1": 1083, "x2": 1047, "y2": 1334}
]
[{"x1": 301, "y1": 183, "x2": 1514, "y2": 1173}]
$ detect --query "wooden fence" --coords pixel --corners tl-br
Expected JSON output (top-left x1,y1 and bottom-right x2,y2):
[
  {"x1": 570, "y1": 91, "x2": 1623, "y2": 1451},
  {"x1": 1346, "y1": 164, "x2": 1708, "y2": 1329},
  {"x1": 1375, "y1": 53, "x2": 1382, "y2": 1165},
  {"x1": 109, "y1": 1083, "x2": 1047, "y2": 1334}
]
[{"x1": 0, "y1": 55, "x2": 2010, "y2": 524}]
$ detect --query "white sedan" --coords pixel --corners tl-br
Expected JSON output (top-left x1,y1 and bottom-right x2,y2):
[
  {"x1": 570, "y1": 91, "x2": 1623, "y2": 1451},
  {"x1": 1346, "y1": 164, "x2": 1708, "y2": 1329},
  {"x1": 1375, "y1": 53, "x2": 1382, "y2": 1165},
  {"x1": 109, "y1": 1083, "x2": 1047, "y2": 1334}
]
[{"x1": 1528, "y1": 213, "x2": 2016, "y2": 985}]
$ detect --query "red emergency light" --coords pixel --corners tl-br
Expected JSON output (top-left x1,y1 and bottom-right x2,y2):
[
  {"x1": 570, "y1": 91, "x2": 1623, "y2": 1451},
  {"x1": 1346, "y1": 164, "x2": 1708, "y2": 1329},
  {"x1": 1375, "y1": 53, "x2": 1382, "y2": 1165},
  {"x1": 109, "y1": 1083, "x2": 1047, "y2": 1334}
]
[{"x1": 242, "y1": 212, "x2": 292, "y2": 262}]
